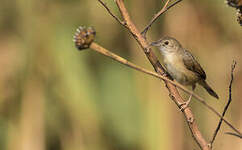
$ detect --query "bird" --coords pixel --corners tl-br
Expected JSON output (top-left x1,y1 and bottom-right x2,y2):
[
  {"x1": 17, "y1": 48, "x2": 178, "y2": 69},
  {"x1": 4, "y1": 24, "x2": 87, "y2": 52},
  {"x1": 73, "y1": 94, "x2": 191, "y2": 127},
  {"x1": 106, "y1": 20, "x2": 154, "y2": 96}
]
[{"x1": 150, "y1": 36, "x2": 219, "y2": 108}]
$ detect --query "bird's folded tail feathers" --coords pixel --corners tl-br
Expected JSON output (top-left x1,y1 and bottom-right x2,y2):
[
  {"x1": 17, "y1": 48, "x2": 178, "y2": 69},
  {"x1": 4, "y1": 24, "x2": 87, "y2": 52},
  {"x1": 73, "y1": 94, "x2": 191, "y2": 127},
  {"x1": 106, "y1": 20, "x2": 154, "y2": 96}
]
[{"x1": 199, "y1": 80, "x2": 219, "y2": 99}]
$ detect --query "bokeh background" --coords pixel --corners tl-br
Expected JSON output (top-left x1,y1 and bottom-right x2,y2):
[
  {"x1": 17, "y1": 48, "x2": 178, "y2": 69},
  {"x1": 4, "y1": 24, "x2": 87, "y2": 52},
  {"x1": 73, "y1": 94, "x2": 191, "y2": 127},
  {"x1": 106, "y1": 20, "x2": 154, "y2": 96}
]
[{"x1": 0, "y1": 0, "x2": 241, "y2": 150}]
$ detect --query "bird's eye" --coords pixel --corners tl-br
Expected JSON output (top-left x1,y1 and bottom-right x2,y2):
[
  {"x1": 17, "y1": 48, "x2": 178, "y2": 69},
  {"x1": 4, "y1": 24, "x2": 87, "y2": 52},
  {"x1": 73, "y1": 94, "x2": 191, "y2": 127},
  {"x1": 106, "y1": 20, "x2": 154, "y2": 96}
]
[{"x1": 164, "y1": 41, "x2": 169, "y2": 45}]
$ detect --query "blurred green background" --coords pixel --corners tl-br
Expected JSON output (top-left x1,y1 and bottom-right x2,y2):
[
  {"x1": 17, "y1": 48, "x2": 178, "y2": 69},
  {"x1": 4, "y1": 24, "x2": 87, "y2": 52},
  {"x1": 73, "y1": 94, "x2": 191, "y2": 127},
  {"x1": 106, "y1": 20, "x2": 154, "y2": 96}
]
[{"x1": 0, "y1": 0, "x2": 241, "y2": 150}]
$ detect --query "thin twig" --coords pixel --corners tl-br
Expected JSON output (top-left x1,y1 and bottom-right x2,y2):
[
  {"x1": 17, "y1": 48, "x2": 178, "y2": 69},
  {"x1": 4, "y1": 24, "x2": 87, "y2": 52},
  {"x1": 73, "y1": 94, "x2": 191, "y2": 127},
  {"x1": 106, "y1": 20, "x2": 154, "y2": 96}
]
[
  {"x1": 210, "y1": 61, "x2": 237, "y2": 146},
  {"x1": 141, "y1": 0, "x2": 182, "y2": 37},
  {"x1": 225, "y1": 132, "x2": 242, "y2": 139},
  {"x1": 97, "y1": 0, "x2": 126, "y2": 26},
  {"x1": 141, "y1": 0, "x2": 170, "y2": 37}
]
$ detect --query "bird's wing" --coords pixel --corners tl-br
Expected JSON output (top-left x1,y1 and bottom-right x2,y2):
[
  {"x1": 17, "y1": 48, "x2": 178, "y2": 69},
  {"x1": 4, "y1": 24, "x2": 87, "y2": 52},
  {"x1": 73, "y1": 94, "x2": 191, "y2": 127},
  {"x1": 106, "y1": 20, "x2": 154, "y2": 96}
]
[{"x1": 182, "y1": 49, "x2": 206, "y2": 80}]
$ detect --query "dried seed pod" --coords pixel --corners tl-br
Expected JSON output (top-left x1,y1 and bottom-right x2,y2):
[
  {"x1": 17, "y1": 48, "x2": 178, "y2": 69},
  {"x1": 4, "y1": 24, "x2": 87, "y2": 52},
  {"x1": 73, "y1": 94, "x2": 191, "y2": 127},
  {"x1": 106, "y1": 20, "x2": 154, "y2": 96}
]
[
  {"x1": 73, "y1": 26, "x2": 96, "y2": 50},
  {"x1": 226, "y1": 0, "x2": 242, "y2": 8},
  {"x1": 225, "y1": 0, "x2": 242, "y2": 26},
  {"x1": 237, "y1": 8, "x2": 242, "y2": 25}
]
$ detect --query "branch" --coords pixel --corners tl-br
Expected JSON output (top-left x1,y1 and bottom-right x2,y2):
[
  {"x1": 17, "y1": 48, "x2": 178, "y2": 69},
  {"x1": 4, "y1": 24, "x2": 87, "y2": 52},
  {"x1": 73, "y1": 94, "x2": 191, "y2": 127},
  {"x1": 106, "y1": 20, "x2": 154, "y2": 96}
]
[
  {"x1": 141, "y1": 0, "x2": 182, "y2": 37},
  {"x1": 210, "y1": 61, "x2": 237, "y2": 146},
  {"x1": 225, "y1": 132, "x2": 242, "y2": 139},
  {"x1": 114, "y1": 1, "x2": 241, "y2": 140},
  {"x1": 114, "y1": 0, "x2": 210, "y2": 149}
]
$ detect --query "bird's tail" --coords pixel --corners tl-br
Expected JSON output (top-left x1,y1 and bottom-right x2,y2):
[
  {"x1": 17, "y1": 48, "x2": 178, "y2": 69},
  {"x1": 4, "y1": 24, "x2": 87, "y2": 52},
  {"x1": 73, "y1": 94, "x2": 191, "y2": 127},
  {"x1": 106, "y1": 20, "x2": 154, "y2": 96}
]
[{"x1": 199, "y1": 80, "x2": 219, "y2": 99}]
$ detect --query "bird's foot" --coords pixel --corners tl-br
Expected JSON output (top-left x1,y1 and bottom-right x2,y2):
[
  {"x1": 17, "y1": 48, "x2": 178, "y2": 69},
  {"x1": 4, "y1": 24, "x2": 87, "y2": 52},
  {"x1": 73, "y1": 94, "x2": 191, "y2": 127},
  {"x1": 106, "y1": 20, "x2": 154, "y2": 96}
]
[
  {"x1": 179, "y1": 95, "x2": 192, "y2": 111},
  {"x1": 179, "y1": 101, "x2": 190, "y2": 111}
]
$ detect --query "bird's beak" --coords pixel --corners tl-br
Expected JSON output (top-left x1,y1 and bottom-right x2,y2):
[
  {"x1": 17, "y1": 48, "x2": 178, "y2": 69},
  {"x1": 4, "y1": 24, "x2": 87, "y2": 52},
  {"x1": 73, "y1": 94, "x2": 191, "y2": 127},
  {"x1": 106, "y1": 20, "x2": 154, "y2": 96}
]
[{"x1": 150, "y1": 41, "x2": 160, "y2": 47}]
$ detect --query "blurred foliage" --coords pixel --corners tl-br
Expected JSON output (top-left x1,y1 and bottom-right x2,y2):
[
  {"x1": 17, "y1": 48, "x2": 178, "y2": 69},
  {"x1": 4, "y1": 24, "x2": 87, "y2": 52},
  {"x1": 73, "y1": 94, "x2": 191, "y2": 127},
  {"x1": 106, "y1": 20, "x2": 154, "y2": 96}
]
[{"x1": 0, "y1": 0, "x2": 241, "y2": 150}]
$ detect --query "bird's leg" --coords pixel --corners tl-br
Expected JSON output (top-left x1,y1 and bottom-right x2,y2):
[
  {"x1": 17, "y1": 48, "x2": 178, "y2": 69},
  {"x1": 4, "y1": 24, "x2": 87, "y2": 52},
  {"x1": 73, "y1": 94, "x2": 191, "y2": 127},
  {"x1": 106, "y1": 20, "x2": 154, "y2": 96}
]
[{"x1": 180, "y1": 85, "x2": 196, "y2": 111}]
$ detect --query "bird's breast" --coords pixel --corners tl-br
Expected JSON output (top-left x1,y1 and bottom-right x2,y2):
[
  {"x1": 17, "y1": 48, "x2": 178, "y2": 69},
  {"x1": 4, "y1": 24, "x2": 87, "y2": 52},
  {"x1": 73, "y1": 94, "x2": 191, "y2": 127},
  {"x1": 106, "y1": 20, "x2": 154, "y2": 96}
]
[{"x1": 163, "y1": 53, "x2": 198, "y2": 85}]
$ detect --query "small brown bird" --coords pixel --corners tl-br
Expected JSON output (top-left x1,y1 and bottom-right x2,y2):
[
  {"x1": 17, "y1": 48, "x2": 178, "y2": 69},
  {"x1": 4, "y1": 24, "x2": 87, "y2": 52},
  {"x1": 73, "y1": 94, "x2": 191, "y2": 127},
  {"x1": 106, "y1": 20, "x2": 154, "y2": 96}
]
[{"x1": 150, "y1": 36, "x2": 219, "y2": 107}]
